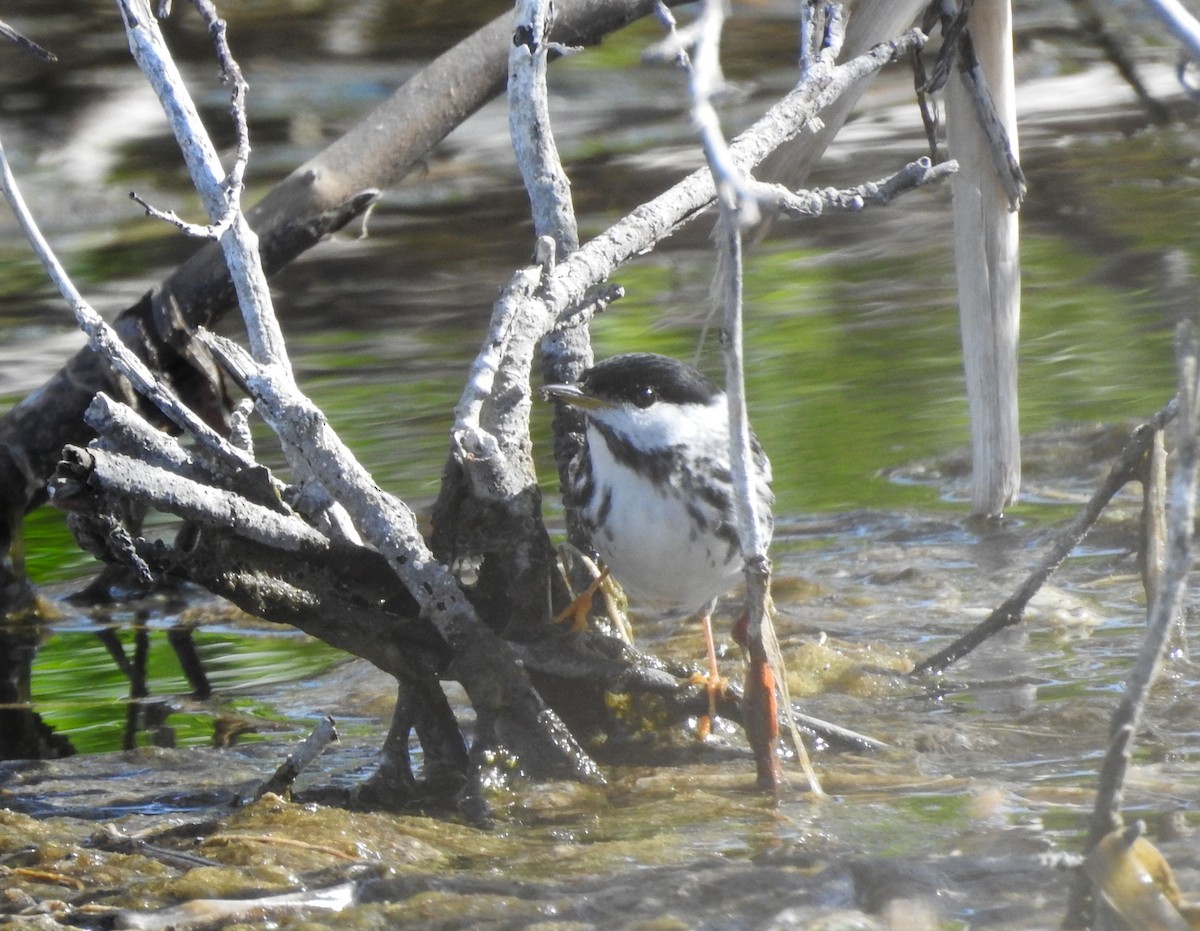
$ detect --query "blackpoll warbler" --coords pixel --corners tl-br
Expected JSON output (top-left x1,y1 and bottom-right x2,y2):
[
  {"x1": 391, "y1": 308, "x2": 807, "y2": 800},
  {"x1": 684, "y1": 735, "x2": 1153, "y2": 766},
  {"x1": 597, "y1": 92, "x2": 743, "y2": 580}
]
[{"x1": 544, "y1": 352, "x2": 774, "y2": 726}]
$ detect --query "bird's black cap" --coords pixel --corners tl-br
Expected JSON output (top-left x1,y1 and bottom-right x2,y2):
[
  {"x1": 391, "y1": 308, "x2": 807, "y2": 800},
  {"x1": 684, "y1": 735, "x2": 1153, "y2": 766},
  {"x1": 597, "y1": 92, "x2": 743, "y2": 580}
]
[{"x1": 579, "y1": 353, "x2": 722, "y2": 407}]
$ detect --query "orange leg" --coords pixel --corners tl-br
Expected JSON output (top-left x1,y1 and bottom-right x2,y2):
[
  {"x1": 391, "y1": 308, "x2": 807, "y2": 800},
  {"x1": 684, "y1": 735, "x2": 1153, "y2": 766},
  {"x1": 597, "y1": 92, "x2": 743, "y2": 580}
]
[
  {"x1": 693, "y1": 602, "x2": 725, "y2": 740},
  {"x1": 553, "y1": 567, "x2": 610, "y2": 633}
]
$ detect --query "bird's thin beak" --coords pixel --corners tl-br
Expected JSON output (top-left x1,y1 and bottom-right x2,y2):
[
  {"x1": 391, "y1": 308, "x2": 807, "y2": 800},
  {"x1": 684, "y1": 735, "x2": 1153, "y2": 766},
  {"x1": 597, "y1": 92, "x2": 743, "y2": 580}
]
[{"x1": 541, "y1": 383, "x2": 605, "y2": 410}]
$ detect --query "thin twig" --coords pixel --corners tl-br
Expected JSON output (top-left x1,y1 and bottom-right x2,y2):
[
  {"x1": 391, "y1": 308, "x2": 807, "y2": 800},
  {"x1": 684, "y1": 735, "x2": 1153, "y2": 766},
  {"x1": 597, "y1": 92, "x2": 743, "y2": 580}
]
[
  {"x1": 956, "y1": 27, "x2": 1026, "y2": 210},
  {"x1": 749, "y1": 156, "x2": 957, "y2": 219},
  {"x1": 0, "y1": 137, "x2": 253, "y2": 475},
  {"x1": 924, "y1": 0, "x2": 976, "y2": 93},
  {"x1": 688, "y1": 0, "x2": 757, "y2": 223},
  {"x1": 118, "y1": 0, "x2": 287, "y2": 368},
  {"x1": 1143, "y1": 0, "x2": 1200, "y2": 65},
  {"x1": 450, "y1": 257, "x2": 548, "y2": 468},
  {"x1": 89, "y1": 823, "x2": 218, "y2": 871},
  {"x1": 128, "y1": 191, "x2": 227, "y2": 238},
  {"x1": 684, "y1": 0, "x2": 819, "y2": 795},
  {"x1": 646, "y1": 0, "x2": 691, "y2": 67},
  {"x1": 122, "y1": 0, "x2": 368, "y2": 540},
  {"x1": 912, "y1": 396, "x2": 1179, "y2": 675},
  {"x1": 450, "y1": 0, "x2": 584, "y2": 494},
  {"x1": 189, "y1": 0, "x2": 251, "y2": 210},
  {"x1": 799, "y1": 2, "x2": 843, "y2": 79},
  {"x1": 1063, "y1": 321, "x2": 1200, "y2": 929},
  {"x1": 250, "y1": 715, "x2": 339, "y2": 802},
  {"x1": 0, "y1": 18, "x2": 57, "y2": 62},
  {"x1": 542, "y1": 28, "x2": 928, "y2": 330},
  {"x1": 799, "y1": 1, "x2": 823, "y2": 80},
  {"x1": 1068, "y1": 0, "x2": 1171, "y2": 123},
  {"x1": 509, "y1": 0, "x2": 579, "y2": 255}
]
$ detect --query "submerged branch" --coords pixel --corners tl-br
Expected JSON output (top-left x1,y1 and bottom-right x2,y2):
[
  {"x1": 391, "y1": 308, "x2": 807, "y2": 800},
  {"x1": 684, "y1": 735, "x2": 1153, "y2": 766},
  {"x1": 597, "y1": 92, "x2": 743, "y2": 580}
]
[
  {"x1": 251, "y1": 716, "x2": 339, "y2": 803},
  {"x1": 913, "y1": 396, "x2": 1179, "y2": 675},
  {"x1": 1064, "y1": 321, "x2": 1200, "y2": 928}
]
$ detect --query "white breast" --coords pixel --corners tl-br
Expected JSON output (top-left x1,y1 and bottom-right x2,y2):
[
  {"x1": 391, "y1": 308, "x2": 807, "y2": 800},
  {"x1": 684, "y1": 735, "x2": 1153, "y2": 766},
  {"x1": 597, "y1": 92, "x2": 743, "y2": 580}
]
[{"x1": 580, "y1": 400, "x2": 771, "y2": 614}]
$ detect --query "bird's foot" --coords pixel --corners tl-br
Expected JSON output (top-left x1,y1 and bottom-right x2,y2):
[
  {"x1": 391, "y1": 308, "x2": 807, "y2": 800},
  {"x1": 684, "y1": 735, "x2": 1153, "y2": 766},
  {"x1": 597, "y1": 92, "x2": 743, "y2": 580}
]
[
  {"x1": 553, "y1": 566, "x2": 611, "y2": 633},
  {"x1": 686, "y1": 670, "x2": 730, "y2": 740}
]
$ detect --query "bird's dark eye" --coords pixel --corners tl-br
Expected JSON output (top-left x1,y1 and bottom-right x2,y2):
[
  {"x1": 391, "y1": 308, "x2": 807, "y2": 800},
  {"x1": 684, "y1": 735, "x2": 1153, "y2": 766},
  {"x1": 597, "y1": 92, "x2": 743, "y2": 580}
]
[{"x1": 634, "y1": 386, "x2": 656, "y2": 408}]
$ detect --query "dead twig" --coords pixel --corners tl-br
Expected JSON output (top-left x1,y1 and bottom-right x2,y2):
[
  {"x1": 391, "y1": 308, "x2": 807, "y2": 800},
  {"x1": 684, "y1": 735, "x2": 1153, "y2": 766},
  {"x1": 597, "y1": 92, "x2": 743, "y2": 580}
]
[
  {"x1": 912, "y1": 396, "x2": 1178, "y2": 675},
  {"x1": 748, "y1": 156, "x2": 957, "y2": 220},
  {"x1": 250, "y1": 716, "x2": 340, "y2": 802},
  {"x1": 1063, "y1": 320, "x2": 1200, "y2": 929},
  {"x1": 0, "y1": 18, "x2": 56, "y2": 62}
]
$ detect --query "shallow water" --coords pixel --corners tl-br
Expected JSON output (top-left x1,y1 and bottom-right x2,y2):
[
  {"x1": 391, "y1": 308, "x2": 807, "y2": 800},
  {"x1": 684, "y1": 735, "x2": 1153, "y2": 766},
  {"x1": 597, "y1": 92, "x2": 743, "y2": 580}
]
[{"x1": 2, "y1": 1, "x2": 1200, "y2": 928}]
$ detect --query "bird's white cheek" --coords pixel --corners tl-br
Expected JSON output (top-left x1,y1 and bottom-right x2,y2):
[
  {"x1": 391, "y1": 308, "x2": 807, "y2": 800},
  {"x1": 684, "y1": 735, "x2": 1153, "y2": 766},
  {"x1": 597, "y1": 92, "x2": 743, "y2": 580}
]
[{"x1": 595, "y1": 401, "x2": 726, "y2": 449}]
